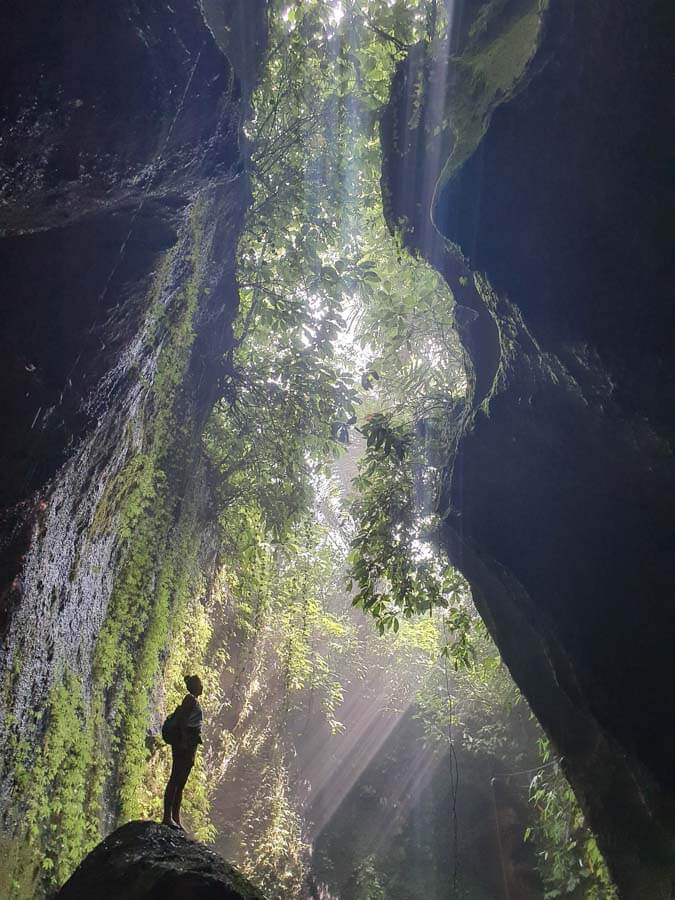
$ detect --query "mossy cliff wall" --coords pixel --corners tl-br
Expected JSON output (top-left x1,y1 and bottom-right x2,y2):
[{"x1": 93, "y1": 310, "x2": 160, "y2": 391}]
[
  {"x1": 381, "y1": 1, "x2": 675, "y2": 896},
  {"x1": 0, "y1": 2, "x2": 265, "y2": 895}
]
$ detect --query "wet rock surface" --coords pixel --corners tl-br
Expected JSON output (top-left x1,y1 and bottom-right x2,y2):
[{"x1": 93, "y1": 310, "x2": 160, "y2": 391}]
[
  {"x1": 382, "y1": 0, "x2": 675, "y2": 896},
  {"x1": 0, "y1": 1, "x2": 243, "y2": 236},
  {"x1": 55, "y1": 820, "x2": 267, "y2": 900},
  {"x1": 0, "y1": 0, "x2": 261, "y2": 640},
  {"x1": 0, "y1": 0, "x2": 264, "y2": 825},
  {"x1": 0, "y1": 0, "x2": 258, "y2": 515}
]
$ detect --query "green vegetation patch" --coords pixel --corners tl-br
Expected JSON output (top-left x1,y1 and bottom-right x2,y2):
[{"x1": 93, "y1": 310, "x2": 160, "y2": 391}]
[
  {"x1": 434, "y1": 0, "x2": 546, "y2": 200},
  {"x1": 0, "y1": 672, "x2": 100, "y2": 898},
  {"x1": 2, "y1": 196, "x2": 220, "y2": 896}
]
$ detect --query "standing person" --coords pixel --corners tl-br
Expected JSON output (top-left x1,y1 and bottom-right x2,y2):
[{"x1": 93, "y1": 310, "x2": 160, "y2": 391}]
[{"x1": 162, "y1": 674, "x2": 203, "y2": 830}]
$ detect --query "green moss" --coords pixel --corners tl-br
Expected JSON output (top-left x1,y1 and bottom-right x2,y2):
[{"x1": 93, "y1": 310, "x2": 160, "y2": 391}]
[
  {"x1": 134, "y1": 566, "x2": 219, "y2": 840},
  {"x1": 2, "y1": 196, "x2": 222, "y2": 893},
  {"x1": 90, "y1": 196, "x2": 212, "y2": 829},
  {"x1": 2, "y1": 672, "x2": 100, "y2": 897},
  {"x1": 91, "y1": 198, "x2": 205, "y2": 538},
  {"x1": 0, "y1": 647, "x2": 25, "y2": 716},
  {"x1": 114, "y1": 523, "x2": 200, "y2": 822},
  {"x1": 433, "y1": 0, "x2": 546, "y2": 198}
]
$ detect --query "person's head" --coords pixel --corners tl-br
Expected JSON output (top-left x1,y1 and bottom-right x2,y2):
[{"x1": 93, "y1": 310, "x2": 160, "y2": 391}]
[{"x1": 184, "y1": 674, "x2": 203, "y2": 697}]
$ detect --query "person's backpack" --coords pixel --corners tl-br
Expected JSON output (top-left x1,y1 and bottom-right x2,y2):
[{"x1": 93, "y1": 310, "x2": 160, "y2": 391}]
[{"x1": 161, "y1": 706, "x2": 181, "y2": 745}]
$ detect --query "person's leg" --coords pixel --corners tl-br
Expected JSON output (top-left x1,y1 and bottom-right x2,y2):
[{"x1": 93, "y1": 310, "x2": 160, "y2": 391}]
[
  {"x1": 171, "y1": 783, "x2": 185, "y2": 829},
  {"x1": 163, "y1": 750, "x2": 179, "y2": 826},
  {"x1": 171, "y1": 750, "x2": 194, "y2": 828}
]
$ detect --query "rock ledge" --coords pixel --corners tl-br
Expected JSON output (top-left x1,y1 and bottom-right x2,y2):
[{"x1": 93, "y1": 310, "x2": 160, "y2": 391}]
[{"x1": 55, "y1": 820, "x2": 266, "y2": 900}]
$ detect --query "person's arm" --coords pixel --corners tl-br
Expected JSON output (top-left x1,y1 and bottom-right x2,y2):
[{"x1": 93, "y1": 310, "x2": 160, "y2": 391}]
[
  {"x1": 177, "y1": 694, "x2": 197, "y2": 746},
  {"x1": 185, "y1": 697, "x2": 203, "y2": 745}
]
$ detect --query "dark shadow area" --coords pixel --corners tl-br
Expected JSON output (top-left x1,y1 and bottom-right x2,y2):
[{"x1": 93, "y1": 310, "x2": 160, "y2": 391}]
[{"x1": 381, "y1": 0, "x2": 675, "y2": 894}]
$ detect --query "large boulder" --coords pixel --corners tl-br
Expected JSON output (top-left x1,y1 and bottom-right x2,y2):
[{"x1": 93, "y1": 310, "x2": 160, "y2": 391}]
[{"x1": 55, "y1": 821, "x2": 267, "y2": 900}]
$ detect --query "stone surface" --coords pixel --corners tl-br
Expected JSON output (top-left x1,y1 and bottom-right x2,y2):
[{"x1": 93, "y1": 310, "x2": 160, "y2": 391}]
[
  {"x1": 0, "y1": 0, "x2": 245, "y2": 513},
  {"x1": 55, "y1": 820, "x2": 267, "y2": 899},
  {"x1": 382, "y1": 0, "x2": 675, "y2": 896},
  {"x1": 0, "y1": 0, "x2": 264, "y2": 625},
  {"x1": 0, "y1": 0, "x2": 264, "y2": 831}
]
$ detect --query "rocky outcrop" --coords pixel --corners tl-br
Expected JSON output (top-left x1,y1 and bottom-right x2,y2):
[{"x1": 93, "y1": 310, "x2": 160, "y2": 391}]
[
  {"x1": 0, "y1": 0, "x2": 254, "y2": 700},
  {"x1": 0, "y1": 0, "x2": 263, "y2": 714},
  {"x1": 382, "y1": 0, "x2": 675, "y2": 896},
  {"x1": 0, "y1": 2, "x2": 265, "y2": 894},
  {"x1": 55, "y1": 821, "x2": 266, "y2": 899},
  {"x1": 0, "y1": 0, "x2": 267, "y2": 517}
]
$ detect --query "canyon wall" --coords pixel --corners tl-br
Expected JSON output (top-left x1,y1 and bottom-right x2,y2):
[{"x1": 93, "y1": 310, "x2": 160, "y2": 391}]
[
  {"x1": 381, "y1": 0, "x2": 675, "y2": 895},
  {"x1": 0, "y1": 2, "x2": 264, "y2": 893}
]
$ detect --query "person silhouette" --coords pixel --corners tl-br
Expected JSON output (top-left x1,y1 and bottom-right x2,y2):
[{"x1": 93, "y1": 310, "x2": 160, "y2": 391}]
[{"x1": 162, "y1": 674, "x2": 203, "y2": 830}]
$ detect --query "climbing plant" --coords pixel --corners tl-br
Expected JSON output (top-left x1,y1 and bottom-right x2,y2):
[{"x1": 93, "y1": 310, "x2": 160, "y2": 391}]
[{"x1": 527, "y1": 738, "x2": 618, "y2": 899}]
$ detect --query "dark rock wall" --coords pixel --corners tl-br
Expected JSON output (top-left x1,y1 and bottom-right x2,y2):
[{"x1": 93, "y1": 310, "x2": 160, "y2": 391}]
[
  {"x1": 382, "y1": 1, "x2": 675, "y2": 896},
  {"x1": 436, "y1": 0, "x2": 675, "y2": 439},
  {"x1": 0, "y1": 0, "x2": 253, "y2": 515},
  {"x1": 0, "y1": 2, "x2": 244, "y2": 234},
  {"x1": 0, "y1": 2, "x2": 265, "y2": 890}
]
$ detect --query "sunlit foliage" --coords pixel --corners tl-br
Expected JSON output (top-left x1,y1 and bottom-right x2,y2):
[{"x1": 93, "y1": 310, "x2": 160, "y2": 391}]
[
  {"x1": 527, "y1": 738, "x2": 618, "y2": 900},
  {"x1": 0, "y1": 3, "x2": 616, "y2": 899},
  {"x1": 214, "y1": 2, "x2": 616, "y2": 897}
]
